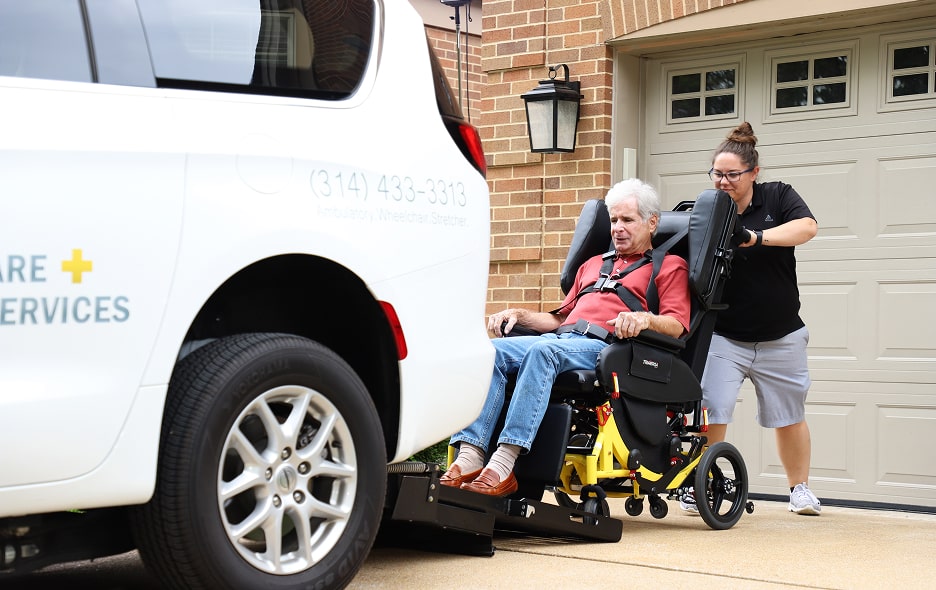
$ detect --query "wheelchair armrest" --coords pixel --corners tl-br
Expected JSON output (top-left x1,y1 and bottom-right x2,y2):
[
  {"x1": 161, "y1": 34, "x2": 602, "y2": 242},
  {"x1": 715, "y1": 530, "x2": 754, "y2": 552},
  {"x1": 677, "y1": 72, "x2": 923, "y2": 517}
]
[
  {"x1": 500, "y1": 320, "x2": 547, "y2": 337},
  {"x1": 628, "y1": 329, "x2": 685, "y2": 352}
]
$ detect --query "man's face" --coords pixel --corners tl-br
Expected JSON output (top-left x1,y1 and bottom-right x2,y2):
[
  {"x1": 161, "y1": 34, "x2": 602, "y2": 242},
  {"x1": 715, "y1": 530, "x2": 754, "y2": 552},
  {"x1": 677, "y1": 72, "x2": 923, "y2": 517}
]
[{"x1": 609, "y1": 197, "x2": 656, "y2": 256}]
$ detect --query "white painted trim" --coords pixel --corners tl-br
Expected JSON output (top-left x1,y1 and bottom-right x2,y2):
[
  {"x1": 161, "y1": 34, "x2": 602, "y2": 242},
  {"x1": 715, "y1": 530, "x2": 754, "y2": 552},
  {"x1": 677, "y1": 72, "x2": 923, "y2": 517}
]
[{"x1": 608, "y1": 0, "x2": 933, "y2": 53}]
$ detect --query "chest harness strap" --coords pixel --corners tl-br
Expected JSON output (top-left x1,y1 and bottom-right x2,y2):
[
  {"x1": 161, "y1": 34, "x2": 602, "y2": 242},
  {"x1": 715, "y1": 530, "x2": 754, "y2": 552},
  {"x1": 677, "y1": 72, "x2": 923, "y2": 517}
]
[{"x1": 552, "y1": 225, "x2": 689, "y2": 316}]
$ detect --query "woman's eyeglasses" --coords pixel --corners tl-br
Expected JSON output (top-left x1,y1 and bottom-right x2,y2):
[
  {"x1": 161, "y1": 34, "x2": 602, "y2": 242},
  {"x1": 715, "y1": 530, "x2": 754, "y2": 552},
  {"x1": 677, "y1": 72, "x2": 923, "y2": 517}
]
[{"x1": 708, "y1": 167, "x2": 754, "y2": 182}]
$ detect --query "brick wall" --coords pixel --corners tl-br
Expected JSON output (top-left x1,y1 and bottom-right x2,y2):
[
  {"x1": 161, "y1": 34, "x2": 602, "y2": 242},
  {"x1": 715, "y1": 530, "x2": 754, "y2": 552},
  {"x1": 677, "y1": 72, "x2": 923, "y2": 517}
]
[{"x1": 479, "y1": 0, "x2": 746, "y2": 317}]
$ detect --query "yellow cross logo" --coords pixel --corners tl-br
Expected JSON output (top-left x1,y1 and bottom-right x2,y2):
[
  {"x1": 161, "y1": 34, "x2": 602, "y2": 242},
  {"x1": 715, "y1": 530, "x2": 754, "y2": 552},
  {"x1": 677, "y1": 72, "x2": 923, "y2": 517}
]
[{"x1": 62, "y1": 249, "x2": 93, "y2": 284}]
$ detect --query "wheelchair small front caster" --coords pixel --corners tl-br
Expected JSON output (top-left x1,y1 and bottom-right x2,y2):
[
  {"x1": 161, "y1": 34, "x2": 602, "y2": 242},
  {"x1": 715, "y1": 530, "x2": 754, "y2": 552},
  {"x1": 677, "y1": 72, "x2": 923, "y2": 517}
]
[
  {"x1": 624, "y1": 497, "x2": 643, "y2": 516},
  {"x1": 579, "y1": 485, "x2": 610, "y2": 526},
  {"x1": 745, "y1": 501, "x2": 755, "y2": 514},
  {"x1": 648, "y1": 495, "x2": 668, "y2": 519}
]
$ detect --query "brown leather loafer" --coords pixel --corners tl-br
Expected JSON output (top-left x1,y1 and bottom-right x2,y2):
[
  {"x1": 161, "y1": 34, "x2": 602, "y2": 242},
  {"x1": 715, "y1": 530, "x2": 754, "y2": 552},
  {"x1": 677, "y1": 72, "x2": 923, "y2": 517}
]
[
  {"x1": 460, "y1": 468, "x2": 518, "y2": 497},
  {"x1": 439, "y1": 465, "x2": 482, "y2": 488}
]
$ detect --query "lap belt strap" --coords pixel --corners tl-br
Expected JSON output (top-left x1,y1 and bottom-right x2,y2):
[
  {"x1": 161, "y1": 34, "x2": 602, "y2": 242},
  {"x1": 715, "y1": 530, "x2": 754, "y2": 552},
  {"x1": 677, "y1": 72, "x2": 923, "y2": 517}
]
[{"x1": 555, "y1": 319, "x2": 615, "y2": 344}]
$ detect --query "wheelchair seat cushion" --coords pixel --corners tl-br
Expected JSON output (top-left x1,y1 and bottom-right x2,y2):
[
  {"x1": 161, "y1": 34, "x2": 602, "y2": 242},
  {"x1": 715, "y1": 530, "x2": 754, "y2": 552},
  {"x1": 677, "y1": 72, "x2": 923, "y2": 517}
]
[{"x1": 551, "y1": 369, "x2": 607, "y2": 402}]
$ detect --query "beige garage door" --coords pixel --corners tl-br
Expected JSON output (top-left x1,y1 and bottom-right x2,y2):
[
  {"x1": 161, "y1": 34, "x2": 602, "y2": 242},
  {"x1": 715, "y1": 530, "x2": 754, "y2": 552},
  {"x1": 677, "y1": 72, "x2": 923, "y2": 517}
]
[{"x1": 640, "y1": 19, "x2": 936, "y2": 508}]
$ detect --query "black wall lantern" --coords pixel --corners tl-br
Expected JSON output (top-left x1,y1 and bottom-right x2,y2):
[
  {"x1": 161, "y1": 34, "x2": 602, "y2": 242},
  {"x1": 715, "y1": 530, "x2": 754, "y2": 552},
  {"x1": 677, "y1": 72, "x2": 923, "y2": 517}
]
[{"x1": 520, "y1": 64, "x2": 583, "y2": 153}]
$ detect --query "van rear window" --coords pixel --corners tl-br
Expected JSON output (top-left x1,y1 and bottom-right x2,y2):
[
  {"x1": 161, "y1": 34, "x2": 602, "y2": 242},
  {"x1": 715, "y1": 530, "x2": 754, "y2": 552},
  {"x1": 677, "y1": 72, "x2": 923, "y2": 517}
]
[{"x1": 138, "y1": 0, "x2": 374, "y2": 99}]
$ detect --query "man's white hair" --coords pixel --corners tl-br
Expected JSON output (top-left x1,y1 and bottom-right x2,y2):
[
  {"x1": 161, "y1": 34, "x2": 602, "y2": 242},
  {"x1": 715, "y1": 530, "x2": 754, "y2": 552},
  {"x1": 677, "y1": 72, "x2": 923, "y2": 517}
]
[{"x1": 604, "y1": 178, "x2": 661, "y2": 228}]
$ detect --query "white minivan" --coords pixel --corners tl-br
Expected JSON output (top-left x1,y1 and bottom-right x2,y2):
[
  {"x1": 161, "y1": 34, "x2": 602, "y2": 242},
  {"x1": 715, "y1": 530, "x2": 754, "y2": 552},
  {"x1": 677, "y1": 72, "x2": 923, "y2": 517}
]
[{"x1": 0, "y1": 1, "x2": 493, "y2": 588}]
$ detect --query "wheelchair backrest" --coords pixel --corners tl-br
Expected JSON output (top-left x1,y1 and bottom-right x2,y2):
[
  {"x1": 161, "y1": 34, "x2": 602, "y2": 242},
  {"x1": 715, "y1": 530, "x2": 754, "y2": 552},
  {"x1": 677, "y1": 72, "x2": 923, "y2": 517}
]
[{"x1": 559, "y1": 189, "x2": 737, "y2": 379}]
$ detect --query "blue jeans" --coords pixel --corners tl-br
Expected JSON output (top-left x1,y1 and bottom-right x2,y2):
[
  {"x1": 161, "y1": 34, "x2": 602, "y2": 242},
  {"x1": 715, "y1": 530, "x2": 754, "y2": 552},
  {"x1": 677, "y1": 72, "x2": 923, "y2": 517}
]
[{"x1": 451, "y1": 333, "x2": 607, "y2": 453}]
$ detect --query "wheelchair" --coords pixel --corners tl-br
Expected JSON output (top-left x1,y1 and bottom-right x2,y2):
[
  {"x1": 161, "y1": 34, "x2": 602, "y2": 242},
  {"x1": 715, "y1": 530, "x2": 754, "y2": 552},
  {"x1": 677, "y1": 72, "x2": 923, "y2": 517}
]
[{"x1": 479, "y1": 188, "x2": 754, "y2": 531}]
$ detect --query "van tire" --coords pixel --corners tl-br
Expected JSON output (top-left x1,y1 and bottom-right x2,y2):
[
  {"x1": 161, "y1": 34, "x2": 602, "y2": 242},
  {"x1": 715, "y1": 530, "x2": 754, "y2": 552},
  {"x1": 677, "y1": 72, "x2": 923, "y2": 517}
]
[{"x1": 132, "y1": 332, "x2": 385, "y2": 590}]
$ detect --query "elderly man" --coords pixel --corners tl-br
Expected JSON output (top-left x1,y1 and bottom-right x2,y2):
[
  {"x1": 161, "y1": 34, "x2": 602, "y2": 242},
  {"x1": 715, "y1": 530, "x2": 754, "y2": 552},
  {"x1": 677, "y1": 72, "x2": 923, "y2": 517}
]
[{"x1": 443, "y1": 178, "x2": 691, "y2": 496}]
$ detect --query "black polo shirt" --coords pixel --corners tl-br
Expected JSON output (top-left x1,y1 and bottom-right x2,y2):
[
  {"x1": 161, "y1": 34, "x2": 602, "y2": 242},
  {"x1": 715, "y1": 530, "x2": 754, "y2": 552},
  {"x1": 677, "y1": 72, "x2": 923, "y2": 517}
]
[{"x1": 715, "y1": 181, "x2": 816, "y2": 342}]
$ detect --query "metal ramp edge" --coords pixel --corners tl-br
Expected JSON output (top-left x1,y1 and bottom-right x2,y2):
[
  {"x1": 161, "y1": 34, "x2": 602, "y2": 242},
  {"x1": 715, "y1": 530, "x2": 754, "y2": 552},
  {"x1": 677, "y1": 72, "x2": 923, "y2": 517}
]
[{"x1": 382, "y1": 465, "x2": 622, "y2": 556}]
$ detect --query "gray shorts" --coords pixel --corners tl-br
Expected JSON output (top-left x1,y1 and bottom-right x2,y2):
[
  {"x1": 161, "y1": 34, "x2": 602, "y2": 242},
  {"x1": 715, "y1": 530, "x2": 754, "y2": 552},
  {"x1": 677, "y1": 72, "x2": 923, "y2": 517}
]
[{"x1": 701, "y1": 327, "x2": 811, "y2": 428}]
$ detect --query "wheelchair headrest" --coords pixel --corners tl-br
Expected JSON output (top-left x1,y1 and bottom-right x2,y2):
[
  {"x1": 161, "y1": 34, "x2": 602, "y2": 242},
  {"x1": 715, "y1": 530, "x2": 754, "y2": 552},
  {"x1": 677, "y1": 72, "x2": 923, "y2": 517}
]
[
  {"x1": 560, "y1": 199, "x2": 611, "y2": 294},
  {"x1": 685, "y1": 189, "x2": 737, "y2": 302}
]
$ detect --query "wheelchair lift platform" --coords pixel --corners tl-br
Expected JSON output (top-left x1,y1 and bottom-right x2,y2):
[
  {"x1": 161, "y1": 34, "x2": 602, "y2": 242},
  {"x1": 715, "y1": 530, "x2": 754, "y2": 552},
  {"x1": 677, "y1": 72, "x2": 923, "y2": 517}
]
[{"x1": 383, "y1": 464, "x2": 623, "y2": 557}]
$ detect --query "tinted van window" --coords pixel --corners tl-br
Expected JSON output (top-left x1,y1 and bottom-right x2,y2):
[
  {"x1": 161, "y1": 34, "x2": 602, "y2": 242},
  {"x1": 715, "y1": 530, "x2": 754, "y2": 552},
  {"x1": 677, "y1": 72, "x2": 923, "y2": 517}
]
[
  {"x1": 137, "y1": 0, "x2": 374, "y2": 98},
  {"x1": 0, "y1": 0, "x2": 92, "y2": 83}
]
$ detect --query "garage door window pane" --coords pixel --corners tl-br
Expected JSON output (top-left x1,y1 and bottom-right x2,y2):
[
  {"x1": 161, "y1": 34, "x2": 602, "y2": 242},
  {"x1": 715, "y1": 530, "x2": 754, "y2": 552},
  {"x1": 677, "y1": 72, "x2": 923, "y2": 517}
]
[
  {"x1": 815, "y1": 56, "x2": 847, "y2": 78},
  {"x1": 893, "y1": 73, "x2": 929, "y2": 96},
  {"x1": 672, "y1": 73, "x2": 700, "y2": 94},
  {"x1": 776, "y1": 87, "x2": 807, "y2": 108},
  {"x1": 814, "y1": 83, "x2": 846, "y2": 104},
  {"x1": 894, "y1": 46, "x2": 929, "y2": 69},
  {"x1": 777, "y1": 60, "x2": 807, "y2": 83},
  {"x1": 672, "y1": 98, "x2": 700, "y2": 118},
  {"x1": 706, "y1": 69, "x2": 735, "y2": 90},
  {"x1": 705, "y1": 94, "x2": 734, "y2": 115}
]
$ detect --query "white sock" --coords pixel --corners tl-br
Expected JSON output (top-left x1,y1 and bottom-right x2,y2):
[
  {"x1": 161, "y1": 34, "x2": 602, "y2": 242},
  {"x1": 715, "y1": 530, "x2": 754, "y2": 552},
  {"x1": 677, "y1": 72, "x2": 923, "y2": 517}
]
[
  {"x1": 451, "y1": 443, "x2": 484, "y2": 474},
  {"x1": 486, "y1": 444, "x2": 521, "y2": 482}
]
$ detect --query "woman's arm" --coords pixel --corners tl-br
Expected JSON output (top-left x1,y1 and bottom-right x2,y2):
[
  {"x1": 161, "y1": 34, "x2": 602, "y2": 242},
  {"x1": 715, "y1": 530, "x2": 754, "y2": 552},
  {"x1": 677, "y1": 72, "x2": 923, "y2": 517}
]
[{"x1": 740, "y1": 217, "x2": 817, "y2": 248}]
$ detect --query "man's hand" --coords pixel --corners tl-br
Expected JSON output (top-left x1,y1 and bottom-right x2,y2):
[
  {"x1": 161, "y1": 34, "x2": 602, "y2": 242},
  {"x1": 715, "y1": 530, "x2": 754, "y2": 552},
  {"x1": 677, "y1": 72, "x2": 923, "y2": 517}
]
[
  {"x1": 608, "y1": 311, "x2": 652, "y2": 339},
  {"x1": 488, "y1": 309, "x2": 521, "y2": 337}
]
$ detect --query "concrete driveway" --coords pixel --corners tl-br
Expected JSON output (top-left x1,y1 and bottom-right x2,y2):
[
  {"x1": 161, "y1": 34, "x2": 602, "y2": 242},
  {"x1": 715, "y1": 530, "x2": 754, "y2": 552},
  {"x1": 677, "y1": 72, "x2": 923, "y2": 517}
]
[{"x1": 351, "y1": 497, "x2": 936, "y2": 590}]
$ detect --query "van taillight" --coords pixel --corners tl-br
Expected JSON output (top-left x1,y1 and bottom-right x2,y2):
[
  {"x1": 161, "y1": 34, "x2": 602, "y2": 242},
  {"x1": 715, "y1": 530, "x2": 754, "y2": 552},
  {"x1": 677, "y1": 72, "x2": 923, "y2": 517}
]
[
  {"x1": 380, "y1": 301, "x2": 408, "y2": 360},
  {"x1": 443, "y1": 117, "x2": 487, "y2": 178},
  {"x1": 457, "y1": 122, "x2": 487, "y2": 177}
]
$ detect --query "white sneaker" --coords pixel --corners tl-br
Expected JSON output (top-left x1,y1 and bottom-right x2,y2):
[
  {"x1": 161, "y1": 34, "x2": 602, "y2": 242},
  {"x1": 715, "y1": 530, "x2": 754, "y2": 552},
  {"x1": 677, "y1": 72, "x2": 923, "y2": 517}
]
[
  {"x1": 679, "y1": 488, "x2": 700, "y2": 515},
  {"x1": 789, "y1": 483, "x2": 821, "y2": 515}
]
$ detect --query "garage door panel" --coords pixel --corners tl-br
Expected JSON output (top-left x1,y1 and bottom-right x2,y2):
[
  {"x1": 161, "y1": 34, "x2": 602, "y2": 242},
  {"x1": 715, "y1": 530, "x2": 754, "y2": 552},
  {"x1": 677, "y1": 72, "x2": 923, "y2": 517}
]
[
  {"x1": 798, "y1": 281, "x2": 858, "y2": 357},
  {"x1": 877, "y1": 405, "x2": 936, "y2": 488},
  {"x1": 760, "y1": 161, "x2": 859, "y2": 239},
  {"x1": 879, "y1": 154, "x2": 936, "y2": 235},
  {"x1": 879, "y1": 281, "x2": 936, "y2": 357},
  {"x1": 805, "y1": 402, "x2": 859, "y2": 484},
  {"x1": 749, "y1": 401, "x2": 859, "y2": 483}
]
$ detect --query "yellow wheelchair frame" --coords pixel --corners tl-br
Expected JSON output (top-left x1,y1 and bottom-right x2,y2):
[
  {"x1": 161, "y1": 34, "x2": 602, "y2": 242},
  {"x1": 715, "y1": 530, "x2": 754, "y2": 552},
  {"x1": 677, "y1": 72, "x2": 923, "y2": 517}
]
[{"x1": 553, "y1": 396, "x2": 752, "y2": 530}]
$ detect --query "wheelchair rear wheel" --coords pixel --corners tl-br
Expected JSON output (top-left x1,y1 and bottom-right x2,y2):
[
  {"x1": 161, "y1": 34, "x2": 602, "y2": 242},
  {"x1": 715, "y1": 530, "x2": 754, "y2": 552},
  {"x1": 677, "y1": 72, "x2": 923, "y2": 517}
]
[{"x1": 693, "y1": 442, "x2": 749, "y2": 530}]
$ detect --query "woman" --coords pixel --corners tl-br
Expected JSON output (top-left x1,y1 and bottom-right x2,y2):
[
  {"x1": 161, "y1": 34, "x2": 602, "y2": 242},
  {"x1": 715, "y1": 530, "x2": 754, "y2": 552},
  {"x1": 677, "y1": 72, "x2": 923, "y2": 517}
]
[{"x1": 692, "y1": 122, "x2": 822, "y2": 516}]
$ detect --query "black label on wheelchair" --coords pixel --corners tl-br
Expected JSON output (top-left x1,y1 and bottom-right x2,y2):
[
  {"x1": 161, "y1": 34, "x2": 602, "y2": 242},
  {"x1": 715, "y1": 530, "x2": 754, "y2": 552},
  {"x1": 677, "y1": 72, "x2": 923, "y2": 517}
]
[
  {"x1": 597, "y1": 340, "x2": 701, "y2": 404},
  {"x1": 629, "y1": 341, "x2": 673, "y2": 384}
]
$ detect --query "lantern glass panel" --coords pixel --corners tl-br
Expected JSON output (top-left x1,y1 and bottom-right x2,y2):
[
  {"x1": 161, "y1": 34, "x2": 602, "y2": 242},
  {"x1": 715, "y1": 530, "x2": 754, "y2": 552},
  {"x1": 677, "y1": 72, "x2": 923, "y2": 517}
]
[
  {"x1": 525, "y1": 99, "x2": 555, "y2": 151},
  {"x1": 556, "y1": 99, "x2": 578, "y2": 151}
]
